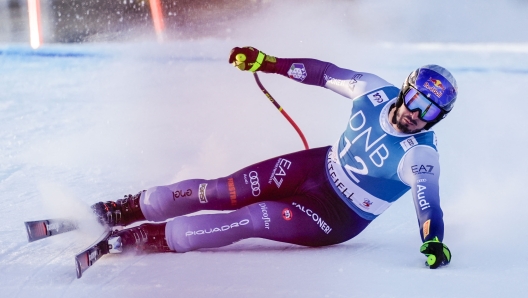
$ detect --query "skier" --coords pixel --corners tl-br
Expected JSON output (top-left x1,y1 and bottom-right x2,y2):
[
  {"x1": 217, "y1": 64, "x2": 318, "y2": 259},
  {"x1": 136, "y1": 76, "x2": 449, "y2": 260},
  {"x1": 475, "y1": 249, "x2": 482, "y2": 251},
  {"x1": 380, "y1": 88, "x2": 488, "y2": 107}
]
[{"x1": 92, "y1": 46, "x2": 456, "y2": 269}]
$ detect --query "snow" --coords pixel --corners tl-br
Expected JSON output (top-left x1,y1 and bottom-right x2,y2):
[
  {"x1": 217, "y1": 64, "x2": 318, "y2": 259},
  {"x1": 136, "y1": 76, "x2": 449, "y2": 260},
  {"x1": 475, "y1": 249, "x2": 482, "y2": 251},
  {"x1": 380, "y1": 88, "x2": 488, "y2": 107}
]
[{"x1": 1, "y1": 0, "x2": 528, "y2": 297}]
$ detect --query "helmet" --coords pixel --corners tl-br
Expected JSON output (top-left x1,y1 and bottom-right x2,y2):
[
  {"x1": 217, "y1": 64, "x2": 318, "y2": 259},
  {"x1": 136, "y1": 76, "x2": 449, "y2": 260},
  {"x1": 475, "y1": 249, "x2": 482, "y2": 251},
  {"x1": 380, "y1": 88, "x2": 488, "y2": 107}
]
[{"x1": 397, "y1": 65, "x2": 458, "y2": 130}]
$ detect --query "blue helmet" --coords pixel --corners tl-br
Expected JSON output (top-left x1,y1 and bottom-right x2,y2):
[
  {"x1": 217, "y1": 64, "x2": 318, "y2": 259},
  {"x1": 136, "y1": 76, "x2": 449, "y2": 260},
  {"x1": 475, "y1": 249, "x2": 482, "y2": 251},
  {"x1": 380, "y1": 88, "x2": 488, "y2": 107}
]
[{"x1": 399, "y1": 64, "x2": 458, "y2": 130}]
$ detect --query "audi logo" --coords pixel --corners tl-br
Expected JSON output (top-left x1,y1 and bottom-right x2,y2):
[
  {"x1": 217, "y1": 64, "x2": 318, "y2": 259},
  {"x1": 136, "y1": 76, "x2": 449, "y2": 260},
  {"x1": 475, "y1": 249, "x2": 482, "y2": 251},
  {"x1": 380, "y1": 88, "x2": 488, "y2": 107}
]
[{"x1": 249, "y1": 171, "x2": 261, "y2": 197}]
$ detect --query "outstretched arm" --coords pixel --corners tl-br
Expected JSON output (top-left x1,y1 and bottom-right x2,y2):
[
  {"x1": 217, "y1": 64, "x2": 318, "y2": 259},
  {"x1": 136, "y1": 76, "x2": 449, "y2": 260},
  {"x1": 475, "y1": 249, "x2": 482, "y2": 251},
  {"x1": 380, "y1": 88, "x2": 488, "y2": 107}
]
[
  {"x1": 399, "y1": 145, "x2": 452, "y2": 269},
  {"x1": 399, "y1": 145, "x2": 444, "y2": 242},
  {"x1": 229, "y1": 46, "x2": 392, "y2": 100}
]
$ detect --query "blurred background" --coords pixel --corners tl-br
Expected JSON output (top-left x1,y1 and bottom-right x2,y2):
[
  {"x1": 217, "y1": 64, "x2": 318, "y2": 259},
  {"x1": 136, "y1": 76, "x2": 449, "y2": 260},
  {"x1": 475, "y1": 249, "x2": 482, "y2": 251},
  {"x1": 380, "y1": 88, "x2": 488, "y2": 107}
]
[
  {"x1": 2, "y1": 0, "x2": 528, "y2": 45},
  {"x1": 0, "y1": 0, "x2": 265, "y2": 44}
]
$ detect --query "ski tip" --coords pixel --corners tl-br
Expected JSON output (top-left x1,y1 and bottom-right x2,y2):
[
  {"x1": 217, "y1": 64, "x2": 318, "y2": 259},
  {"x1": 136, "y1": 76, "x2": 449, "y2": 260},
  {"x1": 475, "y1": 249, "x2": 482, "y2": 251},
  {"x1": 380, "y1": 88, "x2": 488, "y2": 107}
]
[
  {"x1": 24, "y1": 221, "x2": 48, "y2": 243},
  {"x1": 75, "y1": 258, "x2": 83, "y2": 279}
]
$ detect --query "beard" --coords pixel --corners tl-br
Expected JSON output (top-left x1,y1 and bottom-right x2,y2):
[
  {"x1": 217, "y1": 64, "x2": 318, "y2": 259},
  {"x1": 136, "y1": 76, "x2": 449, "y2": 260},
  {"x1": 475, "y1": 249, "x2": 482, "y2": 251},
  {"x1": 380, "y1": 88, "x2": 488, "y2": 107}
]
[
  {"x1": 396, "y1": 120, "x2": 421, "y2": 134},
  {"x1": 391, "y1": 106, "x2": 422, "y2": 134}
]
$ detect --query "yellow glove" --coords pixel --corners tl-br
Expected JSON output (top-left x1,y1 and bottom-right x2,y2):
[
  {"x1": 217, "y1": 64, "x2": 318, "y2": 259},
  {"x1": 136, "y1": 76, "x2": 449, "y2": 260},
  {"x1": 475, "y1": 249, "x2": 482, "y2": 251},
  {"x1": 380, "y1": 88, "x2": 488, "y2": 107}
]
[
  {"x1": 228, "y1": 46, "x2": 276, "y2": 72},
  {"x1": 420, "y1": 237, "x2": 452, "y2": 269}
]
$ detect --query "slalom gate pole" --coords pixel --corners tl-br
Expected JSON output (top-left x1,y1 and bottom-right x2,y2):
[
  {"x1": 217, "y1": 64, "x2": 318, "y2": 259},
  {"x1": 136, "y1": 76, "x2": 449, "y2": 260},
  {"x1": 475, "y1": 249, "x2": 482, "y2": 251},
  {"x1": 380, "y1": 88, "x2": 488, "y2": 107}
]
[{"x1": 253, "y1": 73, "x2": 309, "y2": 150}]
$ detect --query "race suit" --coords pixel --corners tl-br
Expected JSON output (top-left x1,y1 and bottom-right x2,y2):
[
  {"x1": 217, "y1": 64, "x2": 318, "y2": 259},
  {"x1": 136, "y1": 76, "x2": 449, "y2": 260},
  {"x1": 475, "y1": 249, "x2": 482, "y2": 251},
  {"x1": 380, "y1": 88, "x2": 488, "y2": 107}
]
[{"x1": 139, "y1": 58, "x2": 445, "y2": 252}]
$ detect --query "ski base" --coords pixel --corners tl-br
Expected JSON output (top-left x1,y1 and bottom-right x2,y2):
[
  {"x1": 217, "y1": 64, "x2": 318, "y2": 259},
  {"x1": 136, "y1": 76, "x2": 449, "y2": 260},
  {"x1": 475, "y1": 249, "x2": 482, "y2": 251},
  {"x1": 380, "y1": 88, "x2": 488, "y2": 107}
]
[{"x1": 24, "y1": 219, "x2": 78, "y2": 242}]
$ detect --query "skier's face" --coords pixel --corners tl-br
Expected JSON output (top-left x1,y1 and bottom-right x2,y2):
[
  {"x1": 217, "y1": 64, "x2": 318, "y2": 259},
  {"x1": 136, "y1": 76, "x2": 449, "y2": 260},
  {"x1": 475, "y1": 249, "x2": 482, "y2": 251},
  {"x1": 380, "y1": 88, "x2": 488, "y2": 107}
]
[{"x1": 393, "y1": 104, "x2": 427, "y2": 134}]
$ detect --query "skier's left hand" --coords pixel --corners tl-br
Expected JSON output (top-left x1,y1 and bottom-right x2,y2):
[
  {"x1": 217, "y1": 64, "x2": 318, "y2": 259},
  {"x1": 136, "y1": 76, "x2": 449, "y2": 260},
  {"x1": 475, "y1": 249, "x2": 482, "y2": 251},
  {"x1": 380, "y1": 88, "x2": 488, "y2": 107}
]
[
  {"x1": 228, "y1": 46, "x2": 276, "y2": 73},
  {"x1": 420, "y1": 237, "x2": 451, "y2": 269}
]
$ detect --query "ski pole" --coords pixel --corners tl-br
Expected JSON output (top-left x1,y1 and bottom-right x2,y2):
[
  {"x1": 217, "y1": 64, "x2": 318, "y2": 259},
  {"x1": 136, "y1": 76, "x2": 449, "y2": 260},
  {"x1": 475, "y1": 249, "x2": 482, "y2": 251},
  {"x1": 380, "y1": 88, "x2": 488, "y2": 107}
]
[{"x1": 253, "y1": 73, "x2": 309, "y2": 150}]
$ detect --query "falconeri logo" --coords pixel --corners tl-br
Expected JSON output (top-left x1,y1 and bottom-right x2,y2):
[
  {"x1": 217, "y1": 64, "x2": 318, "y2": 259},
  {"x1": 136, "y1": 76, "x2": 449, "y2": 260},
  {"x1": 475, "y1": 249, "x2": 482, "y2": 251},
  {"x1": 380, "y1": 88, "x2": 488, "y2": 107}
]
[{"x1": 291, "y1": 202, "x2": 332, "y2": 234}]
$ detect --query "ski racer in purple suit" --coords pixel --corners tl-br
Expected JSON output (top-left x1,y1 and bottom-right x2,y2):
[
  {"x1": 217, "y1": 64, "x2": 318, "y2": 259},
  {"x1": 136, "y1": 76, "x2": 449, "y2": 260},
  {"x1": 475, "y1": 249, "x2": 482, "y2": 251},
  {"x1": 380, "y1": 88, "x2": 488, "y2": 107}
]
[{"x1": 92, "y1": 46, "x2": 457, "y2": 269}]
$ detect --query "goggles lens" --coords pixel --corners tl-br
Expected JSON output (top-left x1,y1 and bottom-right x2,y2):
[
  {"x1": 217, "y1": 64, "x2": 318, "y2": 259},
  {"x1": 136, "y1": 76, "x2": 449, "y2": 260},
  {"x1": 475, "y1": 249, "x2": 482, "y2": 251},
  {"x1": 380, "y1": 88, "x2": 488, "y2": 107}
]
[{"x1": 403, "y1": 87, "x2": 443, "y2": 122}]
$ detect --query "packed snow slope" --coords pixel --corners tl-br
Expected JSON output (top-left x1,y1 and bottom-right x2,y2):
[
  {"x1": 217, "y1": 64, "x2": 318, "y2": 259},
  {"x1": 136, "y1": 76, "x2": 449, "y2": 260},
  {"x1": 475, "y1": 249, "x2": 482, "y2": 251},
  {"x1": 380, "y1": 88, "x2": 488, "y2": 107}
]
[{"x1": 1, "y1": 0, "x2": 528, "y2": 297}]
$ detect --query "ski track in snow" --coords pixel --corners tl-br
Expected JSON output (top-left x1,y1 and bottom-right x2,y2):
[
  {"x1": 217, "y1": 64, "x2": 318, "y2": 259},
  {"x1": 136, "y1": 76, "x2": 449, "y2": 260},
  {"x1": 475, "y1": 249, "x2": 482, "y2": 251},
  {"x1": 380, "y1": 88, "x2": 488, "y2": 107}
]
[{"x1": 1, "y1": 0, "x2": 528, "y2": 297}]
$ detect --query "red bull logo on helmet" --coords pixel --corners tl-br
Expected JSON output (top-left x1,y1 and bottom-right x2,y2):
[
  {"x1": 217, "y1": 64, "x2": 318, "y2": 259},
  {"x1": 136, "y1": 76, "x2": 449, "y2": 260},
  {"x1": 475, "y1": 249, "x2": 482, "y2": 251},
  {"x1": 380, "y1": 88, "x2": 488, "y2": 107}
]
[
  {"x1": 428, "y1": 77, "x2": 446, "y2": 91},
  {"x1": 423, "y1": 77, "x2": 445, "y2": 99}
]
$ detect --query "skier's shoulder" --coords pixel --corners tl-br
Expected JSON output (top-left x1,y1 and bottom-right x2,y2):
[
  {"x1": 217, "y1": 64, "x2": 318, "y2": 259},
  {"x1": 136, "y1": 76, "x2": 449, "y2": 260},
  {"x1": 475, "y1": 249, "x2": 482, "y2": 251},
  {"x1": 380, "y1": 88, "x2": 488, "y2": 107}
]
[
  {"x1": 398, "y1": 129, "x2": 438, "y2": 152},
  {"x1": 358, "y1": 72, "x2": 392, "y2": 87},
  {"x1": 349, "y1": 72, "x2": 394, "y2": 100},
  {"x1": 324, "y1": 67, "x2": 395, "y2": 100},
  {"x1": 397, "y1": 131, "x2": 440, "y2": 185}
]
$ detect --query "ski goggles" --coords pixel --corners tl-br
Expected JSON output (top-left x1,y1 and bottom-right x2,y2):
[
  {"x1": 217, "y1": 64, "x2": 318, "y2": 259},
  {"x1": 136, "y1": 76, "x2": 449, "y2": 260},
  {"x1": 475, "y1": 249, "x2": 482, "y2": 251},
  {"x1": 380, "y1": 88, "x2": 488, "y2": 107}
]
[{"x1": 403, "y1": 86, "x2": 444, "y2": 122}]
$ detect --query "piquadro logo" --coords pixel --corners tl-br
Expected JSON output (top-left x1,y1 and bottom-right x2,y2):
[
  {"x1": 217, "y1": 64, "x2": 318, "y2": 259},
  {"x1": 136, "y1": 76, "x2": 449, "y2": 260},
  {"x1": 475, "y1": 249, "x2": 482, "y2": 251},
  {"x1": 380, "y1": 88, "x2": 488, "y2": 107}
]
[{"x1": 185, "y1": 219, "x2": 250, "y2": 236}]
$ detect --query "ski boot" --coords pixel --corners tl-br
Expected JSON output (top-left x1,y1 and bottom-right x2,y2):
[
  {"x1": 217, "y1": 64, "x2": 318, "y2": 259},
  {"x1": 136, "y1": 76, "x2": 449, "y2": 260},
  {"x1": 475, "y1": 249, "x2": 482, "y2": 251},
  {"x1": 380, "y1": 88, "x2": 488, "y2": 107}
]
[
  {"x1": 91, "y1": 191, "x2": 147, "y2": 227},
  {"x1": 108, "y1": 223, "x2": 171, "y2": 253}
]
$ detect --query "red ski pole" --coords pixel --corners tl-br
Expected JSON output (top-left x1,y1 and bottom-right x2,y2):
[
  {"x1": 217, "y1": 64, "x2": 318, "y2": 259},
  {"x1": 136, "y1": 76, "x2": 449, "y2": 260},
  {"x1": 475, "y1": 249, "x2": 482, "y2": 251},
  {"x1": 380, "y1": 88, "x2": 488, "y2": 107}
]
[{"x1": 253, "y1": 73, "x2": 309, "y2": 150}]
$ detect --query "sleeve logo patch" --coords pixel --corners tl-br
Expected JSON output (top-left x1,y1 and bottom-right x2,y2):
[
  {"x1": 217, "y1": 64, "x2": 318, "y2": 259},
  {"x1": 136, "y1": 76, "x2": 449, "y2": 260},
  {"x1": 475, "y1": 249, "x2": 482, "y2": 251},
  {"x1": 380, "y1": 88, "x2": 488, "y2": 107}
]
[
  {"x1": 287, "y1": 63, "x2": 307, "y2": 82},
  {"x1": 400, "y1": 136, "x2": 418, "y2": 151},
  {"x1": 198, "y1": 183, "x2": 208, "y2": 203},
  {"x1": 423, "y1": 219, "x2": 431, "y2": 238},
  {"x1": 367, "y1": 90, "x2": 390, "y2": 107}
]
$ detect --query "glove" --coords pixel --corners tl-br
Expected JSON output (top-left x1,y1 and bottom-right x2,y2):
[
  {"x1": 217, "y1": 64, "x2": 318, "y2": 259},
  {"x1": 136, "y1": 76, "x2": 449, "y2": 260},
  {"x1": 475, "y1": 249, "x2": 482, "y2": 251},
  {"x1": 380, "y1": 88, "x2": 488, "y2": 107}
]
[
  {"x1": 420, "y1": 237, "x2": 451, "y2": 269},
  {"x1": 228, "y1": 46, "x2": 276, "y2": 73}
]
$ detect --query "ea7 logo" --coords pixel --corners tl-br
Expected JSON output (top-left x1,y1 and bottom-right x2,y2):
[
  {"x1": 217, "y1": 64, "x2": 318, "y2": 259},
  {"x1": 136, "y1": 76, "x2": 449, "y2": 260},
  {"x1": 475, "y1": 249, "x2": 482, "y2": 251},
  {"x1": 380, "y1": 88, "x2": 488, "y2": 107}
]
[
  {"x1": 411, "y1": 165, "x2": 434, "y2": 175},
  {"x1": 269, "y1": 158, "x2": 292, "y2": 188}
]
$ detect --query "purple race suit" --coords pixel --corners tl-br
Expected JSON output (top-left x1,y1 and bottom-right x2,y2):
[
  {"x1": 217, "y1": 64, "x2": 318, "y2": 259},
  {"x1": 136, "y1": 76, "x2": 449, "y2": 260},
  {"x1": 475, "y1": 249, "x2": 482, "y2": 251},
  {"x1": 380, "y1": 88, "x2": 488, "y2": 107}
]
[{"x1": 139, "y1": 58, "x2": 445, "y2": 252}]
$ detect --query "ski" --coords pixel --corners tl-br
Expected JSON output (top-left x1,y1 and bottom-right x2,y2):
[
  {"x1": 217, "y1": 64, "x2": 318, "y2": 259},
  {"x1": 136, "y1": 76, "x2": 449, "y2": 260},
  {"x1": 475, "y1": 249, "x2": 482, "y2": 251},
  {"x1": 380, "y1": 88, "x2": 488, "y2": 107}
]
[
  {"x1": 24, "y1": 219, "x2": 78, "y2": 242},
  {"x1": 75, "y1": 228, "x2": 123, "y2": 279}
]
